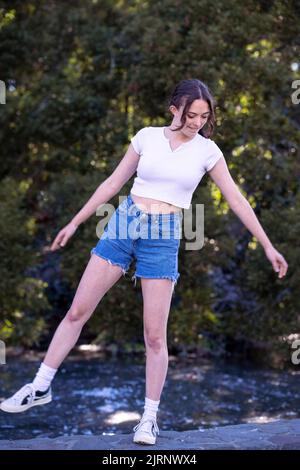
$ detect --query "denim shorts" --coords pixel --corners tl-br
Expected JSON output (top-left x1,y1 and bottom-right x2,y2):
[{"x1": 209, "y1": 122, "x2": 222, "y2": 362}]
[{"x1": 90, "y1": 193, "x2": 182, "y2": 290}]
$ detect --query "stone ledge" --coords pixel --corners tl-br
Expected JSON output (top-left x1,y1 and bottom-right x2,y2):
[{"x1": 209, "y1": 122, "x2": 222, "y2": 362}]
[{"x1": 0, "y1": 419, "x2": 300, "y2": 450}]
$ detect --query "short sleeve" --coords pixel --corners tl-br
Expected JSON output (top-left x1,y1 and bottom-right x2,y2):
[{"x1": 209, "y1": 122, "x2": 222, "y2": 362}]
[
  {"x1": 204, "y1": 140, "x2": 223, "y2": 172},
  {"x1": 130, "y1": 127, "x2": 148, "y2": 155}
]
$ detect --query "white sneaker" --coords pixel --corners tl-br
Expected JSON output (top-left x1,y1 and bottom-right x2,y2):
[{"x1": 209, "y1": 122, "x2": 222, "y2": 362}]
[
  {"x1": 133, "y1": 418, "x2": 159, "y2": 445},
  {"x1": 0, "y1": 383, "x2": 52, "y2": 413}
]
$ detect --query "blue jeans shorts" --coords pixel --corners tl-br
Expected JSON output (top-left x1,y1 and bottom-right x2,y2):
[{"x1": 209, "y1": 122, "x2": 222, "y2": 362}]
[{"x1": 90, "y1": 193, "x2": 182, "y2": 291}]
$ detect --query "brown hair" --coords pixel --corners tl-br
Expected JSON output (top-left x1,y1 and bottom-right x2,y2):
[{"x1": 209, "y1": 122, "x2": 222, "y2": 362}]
[{"x1": 167, "y1": 79, "x2": 216, "y2": 138}]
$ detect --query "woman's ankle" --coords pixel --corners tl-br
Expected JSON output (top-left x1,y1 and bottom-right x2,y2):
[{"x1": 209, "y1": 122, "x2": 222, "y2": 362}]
[
  {"x1": 32, "y1": 362, "x2": 57, "y2": 392},
  {"x1": 142, "y1": 397, "x2": 160, "y2": 421}
]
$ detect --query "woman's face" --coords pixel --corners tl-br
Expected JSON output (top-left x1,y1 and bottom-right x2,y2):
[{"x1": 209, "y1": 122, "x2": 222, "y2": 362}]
[{"x1": 173, "y1": 99, "x2": 210, "y2": 137}]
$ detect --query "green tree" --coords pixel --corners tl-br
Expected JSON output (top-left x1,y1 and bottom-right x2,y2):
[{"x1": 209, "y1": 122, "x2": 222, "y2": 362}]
[{"x1": 0, "y1": 0, "x2": 299, "y2": 366}]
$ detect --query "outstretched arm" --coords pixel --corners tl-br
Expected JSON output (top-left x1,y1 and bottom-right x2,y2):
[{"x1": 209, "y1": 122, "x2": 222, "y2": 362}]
[
  {"x1": 71, "y1": 143, "x2": 140, "y2": 227},
  {"x1": 50, "y1": 143, "x2": 140, "y2": 251},
  {"x1": 207, "y1": 156, "x2": 288, "y2": 279}
]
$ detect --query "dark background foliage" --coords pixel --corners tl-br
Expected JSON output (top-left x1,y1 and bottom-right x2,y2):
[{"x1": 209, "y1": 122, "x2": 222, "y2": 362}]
[{"x1": 0, "y1": 0, "x2": 299, "y2": 366}]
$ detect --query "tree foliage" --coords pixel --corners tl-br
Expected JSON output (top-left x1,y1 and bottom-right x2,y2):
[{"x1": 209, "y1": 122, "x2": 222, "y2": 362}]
[{"x1": 0, "y1": 0, "x2": 299, "y2": 364}]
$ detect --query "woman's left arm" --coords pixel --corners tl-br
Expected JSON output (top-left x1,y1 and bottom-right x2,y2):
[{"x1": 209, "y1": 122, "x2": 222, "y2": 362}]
[{"x1": 208, "y1": 156, "x2": 288, "y2": 279}]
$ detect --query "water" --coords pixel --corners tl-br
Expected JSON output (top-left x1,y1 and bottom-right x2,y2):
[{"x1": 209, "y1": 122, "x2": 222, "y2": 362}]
[{"x1": 0, "y1": 357, "x2": 299, "y2": 440}]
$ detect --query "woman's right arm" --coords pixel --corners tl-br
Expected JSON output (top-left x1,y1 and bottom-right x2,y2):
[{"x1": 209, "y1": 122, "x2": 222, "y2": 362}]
[{"x1": 50, "y1": 143, "x2": 140, "y2": 251}]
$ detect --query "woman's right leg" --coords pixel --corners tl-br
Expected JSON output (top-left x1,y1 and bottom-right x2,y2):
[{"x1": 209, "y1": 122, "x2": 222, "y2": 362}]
[
  {"x1": 0, "y1": 254, "x2": 125, "y2": 413},
  {"x1": 43, "y1": 254, "x2": 124, "y2": 369}
]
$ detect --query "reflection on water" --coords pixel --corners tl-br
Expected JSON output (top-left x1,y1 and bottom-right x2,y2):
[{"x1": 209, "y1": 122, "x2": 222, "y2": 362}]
[{"x1": 0, "y1": 357, "x2": 299, "y2": 439}]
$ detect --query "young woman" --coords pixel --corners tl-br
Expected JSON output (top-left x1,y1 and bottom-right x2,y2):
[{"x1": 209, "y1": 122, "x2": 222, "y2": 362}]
[{"x1": 0, "y1": 79, "x2": 288, "y2": 445}]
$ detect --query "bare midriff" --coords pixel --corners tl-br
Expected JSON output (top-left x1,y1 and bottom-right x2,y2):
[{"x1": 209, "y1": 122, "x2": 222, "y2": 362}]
[{"x1": 130, "y1": 192, "x2": 182, "y2": 214}]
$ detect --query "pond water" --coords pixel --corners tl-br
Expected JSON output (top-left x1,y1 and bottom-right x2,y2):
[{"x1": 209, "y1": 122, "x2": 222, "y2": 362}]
[{"x1": 0, "y1": 356, "x2": 299, "y2": 440}]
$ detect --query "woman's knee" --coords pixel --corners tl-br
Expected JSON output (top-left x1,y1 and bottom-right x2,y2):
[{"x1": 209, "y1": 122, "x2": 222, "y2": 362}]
[
  {"x1": 65, "y1": 305, "x2": 90, "y2": 323},
  {"x1": 144, "y1": 330, "x2": 167, "y2": 353}
]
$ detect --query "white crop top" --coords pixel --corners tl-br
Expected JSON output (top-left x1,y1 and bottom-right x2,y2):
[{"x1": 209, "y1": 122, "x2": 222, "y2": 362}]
[{"x1": 130, "y1": 126, "x2": 223, "y2": 209}]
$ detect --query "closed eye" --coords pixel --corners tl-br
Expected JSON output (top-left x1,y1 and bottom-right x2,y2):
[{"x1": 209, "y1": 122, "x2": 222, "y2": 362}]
[{"x1": 188, "y1": 113, "x2": 210, "y2": 119}]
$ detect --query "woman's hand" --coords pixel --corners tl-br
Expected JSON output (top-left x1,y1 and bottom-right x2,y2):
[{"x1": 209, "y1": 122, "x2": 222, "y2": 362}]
[
  {"x1": 264, "y1": 245, "x2": 288, "y2": 279},
  {"x1": 49, "y1": 222, "x2": 78, "y2": 252}
]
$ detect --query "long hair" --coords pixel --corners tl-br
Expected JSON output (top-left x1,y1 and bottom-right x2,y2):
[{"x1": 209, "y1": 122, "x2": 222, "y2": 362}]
[{"x1": 167, "y1": 79, "x2": 216, "y2": 138}]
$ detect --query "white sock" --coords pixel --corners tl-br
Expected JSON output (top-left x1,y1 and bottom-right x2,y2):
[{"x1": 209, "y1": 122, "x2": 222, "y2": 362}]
[
  {"x1": 32, "y1": 362, "x2": 57, "y2": 392},
  {"x1": 142, "y1": 397, "x2": 160, "y2": 421}
]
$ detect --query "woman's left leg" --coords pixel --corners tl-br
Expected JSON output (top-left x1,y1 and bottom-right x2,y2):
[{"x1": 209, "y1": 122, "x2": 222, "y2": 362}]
[
  {"x1": 141, "y1": 277, "x2": 174, "y2": 401},
  {"x1": 133, "y1": 277, "x2": 173, "y2": 445}
]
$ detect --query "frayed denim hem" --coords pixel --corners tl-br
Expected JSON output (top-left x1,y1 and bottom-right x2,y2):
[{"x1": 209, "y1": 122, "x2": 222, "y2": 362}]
[
  {"x1": 131, "y1": 273, "x2": 180, "y2": 294},
  {"x1": 90, "y1": 249, "x2": 130, "y2": 277}
]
